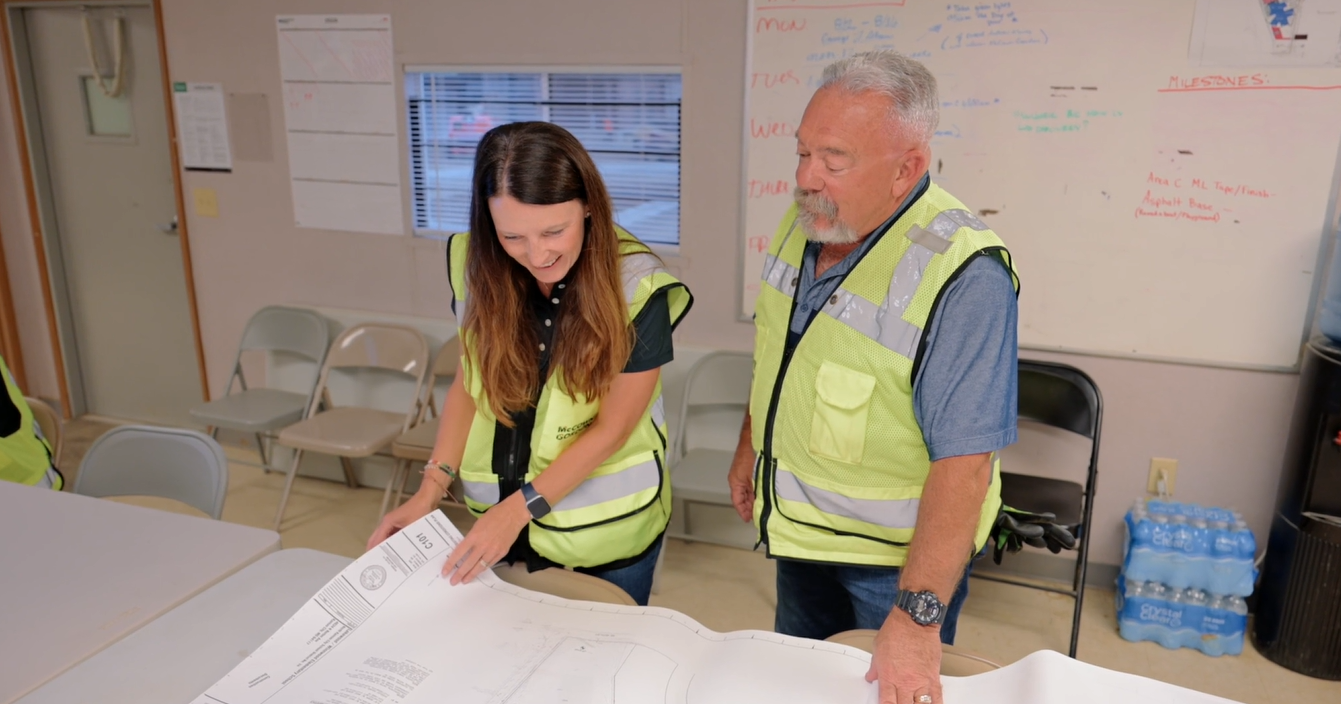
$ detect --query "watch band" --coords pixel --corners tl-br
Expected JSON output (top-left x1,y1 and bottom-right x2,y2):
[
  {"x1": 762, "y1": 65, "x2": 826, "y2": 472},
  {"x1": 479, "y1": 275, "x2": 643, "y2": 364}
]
[{"x1": 520, "y1": 482, "x2": 552, "y2": 519}]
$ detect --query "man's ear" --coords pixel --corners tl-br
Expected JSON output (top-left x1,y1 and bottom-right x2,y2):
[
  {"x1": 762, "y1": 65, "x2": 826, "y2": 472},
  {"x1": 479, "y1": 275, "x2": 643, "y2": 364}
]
[{"x1": 892, "y1": 147, "x2": 931, "y2": 197}]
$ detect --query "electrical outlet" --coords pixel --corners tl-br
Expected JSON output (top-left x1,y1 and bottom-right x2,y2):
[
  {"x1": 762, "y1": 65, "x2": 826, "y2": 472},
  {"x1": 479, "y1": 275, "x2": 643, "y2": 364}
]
[{"x1": 1148, "y1": 458, "x2": 1178, "y2": 496}]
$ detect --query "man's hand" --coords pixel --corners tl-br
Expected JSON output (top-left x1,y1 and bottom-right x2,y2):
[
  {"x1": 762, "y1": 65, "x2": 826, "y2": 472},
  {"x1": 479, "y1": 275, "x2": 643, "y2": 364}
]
[
  {"x1": 865, "y1": 610, "x2": 943, "y2": 704},
  {"x1": 728, "y1": 413, "x2": 756, "y2": 523},
  {"x1": 728, "y1": 452, "x2": 756, "y2": 523}
]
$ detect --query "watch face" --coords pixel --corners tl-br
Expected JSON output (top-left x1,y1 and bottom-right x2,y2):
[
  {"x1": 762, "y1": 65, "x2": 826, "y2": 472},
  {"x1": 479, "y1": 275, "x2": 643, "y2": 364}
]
[
  {"x1": 526, "y1": 494, "x2": 551, "y2": 519},
  {"x1": 910, "y1": 592, "x2": 944, "y2": 625}
]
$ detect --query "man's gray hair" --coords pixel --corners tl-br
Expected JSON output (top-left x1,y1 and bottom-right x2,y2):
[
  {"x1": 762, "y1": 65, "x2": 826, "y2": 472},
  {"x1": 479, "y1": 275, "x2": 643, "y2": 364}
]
[{"x1": 819, "y1": 50, "x2": 939, "y2": 145}]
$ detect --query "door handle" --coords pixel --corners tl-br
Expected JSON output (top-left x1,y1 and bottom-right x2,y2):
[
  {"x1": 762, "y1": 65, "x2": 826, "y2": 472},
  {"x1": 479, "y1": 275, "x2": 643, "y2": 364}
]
[{"x1": 158, "y1": 216, "x2": 178, "y2": 235}]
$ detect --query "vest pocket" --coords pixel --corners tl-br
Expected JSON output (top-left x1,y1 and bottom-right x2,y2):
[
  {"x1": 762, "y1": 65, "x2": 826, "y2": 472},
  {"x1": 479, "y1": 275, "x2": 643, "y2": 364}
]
[{"x1": 808, "y1": 361, "x2": 876, "y2": 465}]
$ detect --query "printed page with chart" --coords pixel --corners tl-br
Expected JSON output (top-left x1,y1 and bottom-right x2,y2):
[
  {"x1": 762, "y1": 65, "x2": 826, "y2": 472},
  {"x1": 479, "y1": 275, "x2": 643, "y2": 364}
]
[{"x1": 191, "y1": 511, "x2": 1245, "y2": 704}]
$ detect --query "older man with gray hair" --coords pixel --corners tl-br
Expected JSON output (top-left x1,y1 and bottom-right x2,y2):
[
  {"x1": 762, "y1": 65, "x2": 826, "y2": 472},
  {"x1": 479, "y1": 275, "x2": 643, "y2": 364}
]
[{"x1": 728, "y1": 50, "x2": 1019, "y2": 703}]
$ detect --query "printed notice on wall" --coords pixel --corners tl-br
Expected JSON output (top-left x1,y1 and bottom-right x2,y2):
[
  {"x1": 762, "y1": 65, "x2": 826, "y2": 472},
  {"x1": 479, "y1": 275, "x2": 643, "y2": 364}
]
[
  {"x1": 172, "y1": 82, "x2": 232, "y2": 172},
  {"x1": 277, "y1": 14, "x2": 404, "y2": 236}
]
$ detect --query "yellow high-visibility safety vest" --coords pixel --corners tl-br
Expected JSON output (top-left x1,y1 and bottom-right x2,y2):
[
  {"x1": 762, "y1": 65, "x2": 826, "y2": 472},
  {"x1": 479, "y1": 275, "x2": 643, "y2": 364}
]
[
  {"x1": 447, "y1": 229, "x2": 693, "y2": 568},
  {"x1": 0, "y1": 356, "x2": 58, "y2": 489},
  {"x1": 750, "y1": 183, "x2": 1019, "y2": 567}
]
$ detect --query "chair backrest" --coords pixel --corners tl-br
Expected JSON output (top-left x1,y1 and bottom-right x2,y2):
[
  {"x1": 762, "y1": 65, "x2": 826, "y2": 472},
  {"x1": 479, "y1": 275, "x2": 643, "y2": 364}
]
[
  {"x1": 672, "y1": 351, "x2": 754, "y2": 462},
  {"x1": 72, "y1": 425, "x2": 229, "y2": 519},
  {"x1": 227, "y1": 307, "x2": 331, "y2": 409},
  {"x1": 308, "y1": 323, "x2": 431, "y2": 418},
  {"x1": 324, "y1": 323, "x2": 429, "y2": 373},
  {"x1": 238, "y1": 306, "x2": 331, "y2": 362},
  {"x1": 1018, "y1": 360, "x2": 1102, "y2": 440},
  {"x1": 24, "y1": 396, "x2": 62, "y2": 468},
  {"x1": 413, "y1": 337, "x2": 462, "y2": 425},
  {"x1": 433, "y1": 337, "x2": 461, "y2": 378},
  {"x1": 492, "y1": 562, "x2": 637, "y2": 606}
]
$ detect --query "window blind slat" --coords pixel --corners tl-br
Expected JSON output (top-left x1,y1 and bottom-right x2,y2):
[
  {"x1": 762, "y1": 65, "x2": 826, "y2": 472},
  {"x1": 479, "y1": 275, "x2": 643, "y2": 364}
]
[{"x1": 407, "y1": 71, "x2": 681, "y2": 245}]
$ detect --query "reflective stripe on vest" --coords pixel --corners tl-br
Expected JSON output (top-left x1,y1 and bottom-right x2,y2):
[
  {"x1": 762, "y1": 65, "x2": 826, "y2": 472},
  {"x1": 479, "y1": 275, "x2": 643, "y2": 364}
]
[
  {"x1": 551, "y1": 457, "x2": 660, "y2": 512},
  {"x1": 762, "y1": 253, "x2": 801, "y2": 299},
  {"x1": 775, "y1": 465, "x2": 920, "y2": 530},
  {"x1": 764, "y1": 209, "x2": 991, "y2": 360},
  {"x1": 465, "y1": 460, "x2": 660, "y2": 513},
  {"x1": 651, "y1": 395, "x2": 665, "y2": 429}
]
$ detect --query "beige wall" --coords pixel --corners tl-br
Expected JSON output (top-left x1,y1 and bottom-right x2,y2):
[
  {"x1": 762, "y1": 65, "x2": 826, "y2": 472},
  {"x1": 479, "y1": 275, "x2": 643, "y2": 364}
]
[{"x1": 0, "y1": 0, "x2": 1306, "y2": 566}]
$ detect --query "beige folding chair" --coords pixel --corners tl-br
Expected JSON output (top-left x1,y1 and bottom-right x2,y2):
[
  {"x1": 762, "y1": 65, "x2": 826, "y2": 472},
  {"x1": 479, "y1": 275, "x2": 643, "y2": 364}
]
[
  {"x1": 73, "y1": 425, "x2": 229, "y2": 519},
  {"x1": 25, "y1": 396, "x2": 62, "y2": 469},
  {"x1": 272, "y1": 323, "x2": 430, "y2": 530},
  {"x1": 189, "y1": 306, "x2": 330, "y2": 474},
  {"x1": 824, "y1": 629, "x2": 1002, "y2": 676},
  {"x1": 668, "y1": 351, "x2": 754, "y2": 545},
  {"x1": 492, "y1": 562, "x2": 637, "y2": 606},
  {"x1": 380, "y1": 337, "x2": 462, "y2": 518}
]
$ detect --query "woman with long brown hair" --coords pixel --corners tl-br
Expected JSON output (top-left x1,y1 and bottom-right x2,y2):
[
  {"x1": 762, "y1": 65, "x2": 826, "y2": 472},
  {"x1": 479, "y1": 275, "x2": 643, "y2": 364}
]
[{"x1": 369, "y1": 122, "x2": 692, "y2": 605}]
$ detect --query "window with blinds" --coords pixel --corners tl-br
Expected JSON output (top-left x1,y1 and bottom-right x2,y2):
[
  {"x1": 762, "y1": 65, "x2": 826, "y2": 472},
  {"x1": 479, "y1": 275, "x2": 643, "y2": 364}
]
[{"x1": 406, "y1": 70, "x2": 683, "y2": 246}]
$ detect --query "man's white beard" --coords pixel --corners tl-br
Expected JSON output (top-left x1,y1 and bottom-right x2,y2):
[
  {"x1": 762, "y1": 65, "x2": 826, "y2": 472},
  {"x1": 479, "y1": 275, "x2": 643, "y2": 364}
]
[{"x1": 793, "y1": 188, "x2": 859, "y2": 244}]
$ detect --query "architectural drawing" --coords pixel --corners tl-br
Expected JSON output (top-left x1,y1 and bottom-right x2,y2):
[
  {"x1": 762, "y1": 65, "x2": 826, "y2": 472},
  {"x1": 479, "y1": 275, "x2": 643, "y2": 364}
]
[{"x1": 192, "y1": 511, "x2": 1243, "y2": 704}]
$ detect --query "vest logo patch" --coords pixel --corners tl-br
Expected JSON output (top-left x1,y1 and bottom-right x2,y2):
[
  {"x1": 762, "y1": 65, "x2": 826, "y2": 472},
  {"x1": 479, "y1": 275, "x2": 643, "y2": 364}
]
[{"x1": 556, "y1": 418, "x2": 596, "y2": 441}]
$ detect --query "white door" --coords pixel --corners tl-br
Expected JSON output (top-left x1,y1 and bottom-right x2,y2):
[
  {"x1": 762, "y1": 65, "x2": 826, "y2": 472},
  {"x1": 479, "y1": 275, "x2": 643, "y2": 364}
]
[{"x1": 21, "y1": 4, "x2": 201, "y2": 423}]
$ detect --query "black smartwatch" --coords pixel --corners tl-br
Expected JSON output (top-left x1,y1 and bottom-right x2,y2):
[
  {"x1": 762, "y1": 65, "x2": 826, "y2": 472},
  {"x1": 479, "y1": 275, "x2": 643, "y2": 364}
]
[
  {"x1": 519, "y1": 482, "x2": 552, "y2": 519},
  {"x1": 894, "y1": 589, "x2": 947, "y2": 627}
]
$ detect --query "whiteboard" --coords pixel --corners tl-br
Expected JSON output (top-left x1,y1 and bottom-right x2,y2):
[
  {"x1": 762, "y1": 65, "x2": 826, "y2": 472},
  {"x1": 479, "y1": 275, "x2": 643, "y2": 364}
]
[{"x1": 741, "y1": 0, "x2": 1341, "y2": 370}]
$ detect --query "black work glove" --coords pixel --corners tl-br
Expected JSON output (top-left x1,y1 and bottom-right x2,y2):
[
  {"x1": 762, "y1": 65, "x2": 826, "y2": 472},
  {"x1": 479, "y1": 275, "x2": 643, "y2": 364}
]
[{"x1": 990, "y1": 506, "x2": 1077, "y2": 564}]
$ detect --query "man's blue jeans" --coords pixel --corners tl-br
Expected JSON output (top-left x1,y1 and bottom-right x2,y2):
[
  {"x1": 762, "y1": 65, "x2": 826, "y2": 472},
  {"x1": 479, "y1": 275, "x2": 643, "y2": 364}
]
[{"x1": 774, "y1": 556, "x2": 976, "y2": 644}]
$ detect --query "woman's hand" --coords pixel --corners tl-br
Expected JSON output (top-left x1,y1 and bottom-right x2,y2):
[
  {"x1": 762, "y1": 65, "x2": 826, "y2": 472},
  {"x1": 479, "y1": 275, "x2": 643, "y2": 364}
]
[
  {"x1": 367, "y1": 487, "x2": 440, "y2": 551},
  {"x1": 442, "y1": 493, "x2": 531, "y2": 585}
]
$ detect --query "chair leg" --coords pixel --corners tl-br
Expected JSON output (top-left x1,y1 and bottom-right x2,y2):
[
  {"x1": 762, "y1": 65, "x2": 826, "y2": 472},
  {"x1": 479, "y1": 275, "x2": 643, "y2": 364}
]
[
  {"x1": 394, "y1": 460, "x2": 413, "y2": 506},
  {"x1": 1069, "y1": 530, "x2": 1090, "y2": 659},
  {"x1": 255, "y1": 433, "x2": 271, "y2": 473},
  {"x1": 379, "y1": 459, "x2": 405, "y2": 520},
  {"x1": 339, "y1": 456, "x2": 359, "y2": 488},
  {"x1": 681, "y1": 499, "x2": 693, "y2": 542},
  {"x1": 274, "y1": 449, "x2": 304, "y2": 532}
]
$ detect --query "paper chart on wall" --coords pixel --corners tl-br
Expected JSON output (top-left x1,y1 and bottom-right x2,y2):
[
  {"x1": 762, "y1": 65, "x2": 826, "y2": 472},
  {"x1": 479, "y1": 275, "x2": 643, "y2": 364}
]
[
  {"x1": 190, "y1": 510, "x2": 1245, "y2": 704},
  {"x1": 276, "y1": 14, "x2": 404, "y2": 235}
]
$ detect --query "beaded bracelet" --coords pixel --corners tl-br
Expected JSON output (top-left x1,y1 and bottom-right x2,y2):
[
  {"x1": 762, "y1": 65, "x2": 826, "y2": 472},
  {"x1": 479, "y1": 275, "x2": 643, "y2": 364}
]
[{"x1": 422, "y1": 461, "x2": 458, "y2": 500}]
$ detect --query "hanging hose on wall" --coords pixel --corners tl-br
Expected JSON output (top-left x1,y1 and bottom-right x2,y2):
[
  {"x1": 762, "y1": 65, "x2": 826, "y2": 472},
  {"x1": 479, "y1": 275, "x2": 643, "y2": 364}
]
[{"x1": 80, "y1": 7, "x2": 125, "y2": 98}]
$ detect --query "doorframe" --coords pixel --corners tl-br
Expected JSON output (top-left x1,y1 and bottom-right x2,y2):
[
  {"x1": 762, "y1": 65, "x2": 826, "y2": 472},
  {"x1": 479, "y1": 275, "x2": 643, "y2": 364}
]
[
  {"x1": 0, "y1": 0, "x2": 208, "y2": 417},
  {"x1": 0, "y1": 217, "x2": 26, "y2": 388}
]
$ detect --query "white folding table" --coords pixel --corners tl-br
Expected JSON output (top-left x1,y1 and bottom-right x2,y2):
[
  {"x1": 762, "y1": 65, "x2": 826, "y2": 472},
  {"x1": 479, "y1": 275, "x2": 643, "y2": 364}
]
[
  {"x1": 15, "y1": 547, "x2": 351, "y2": 704},
  {"x1": 0, "y1": 483, "x2": 281, "y2": 703}
]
